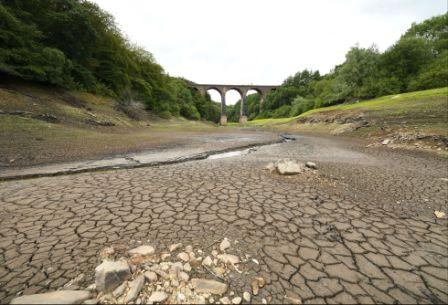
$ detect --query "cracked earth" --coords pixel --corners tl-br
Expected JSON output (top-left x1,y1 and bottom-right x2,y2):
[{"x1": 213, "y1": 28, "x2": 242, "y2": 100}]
[{"x1": 0, "y1": 134, "x2": 447, "y2": 304}]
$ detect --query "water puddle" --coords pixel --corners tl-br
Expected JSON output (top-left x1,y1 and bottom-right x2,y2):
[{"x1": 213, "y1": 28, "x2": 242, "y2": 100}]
[{"x1": 207, "y1": 148, "x2": 255, "y2": 160}]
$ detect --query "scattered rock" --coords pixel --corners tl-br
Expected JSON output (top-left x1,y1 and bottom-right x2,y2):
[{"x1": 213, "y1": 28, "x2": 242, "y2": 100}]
[
  {"x1": 284, "y1": 294, "x2": 302, "y2": 304},
  {"x1": 147, "y1": 291, "x2": 168, "y2": 304},
  {"x1": 99, "y1": 247, "x2": 115, "y2": 261},
  {"x1": 243, "y1": 292, "x2": 251, "y2": 302},
  {"x1": 434, "y1": 210, "x2": 446, "y2": 219},
  {"x1": 220, "y1": 296, "x2": 231, "y2": 304},
  {"x1": 217, "y1": 254, "x2": 240, "y2": 265},
  {"x1": 144, "y1": 271, "x2": 158, "y2": 283},
  {"x1": 112, "y1": 282, "x2": 127, "y2": 298},
  {"x1": 250, "y1": 277, "x2": 265, "y2": 295},
  {"x1": 177, "y1": 252, "x2": 190, "y2": 262},
  {"x1": 95, "y1": 260, "x2": 130, "y2": 292},
  {"x1": 191, "y1": 278, "x2": 228, "y2": 295},
  {"x1": 169, "y1": 243, "x2": 183, "y2": 252},
  {"x1": 305, "y1": 161, "x2": 317, "y2": 170},
  {"x1": 82, "y1": 299, "x2": 98, "y2": 304},
  {"x1": 178, "y1": 271, "x2": 189, "y2": 282},
  {"x1": 220, "y1": 238, "x2": 231, "y2": 252},
  {"x1": 202, "y1": 256, "x2": 213, "y2": 267},
  {"x1": 128, "y1": 245, "x2": 155, "y2": 256},
  {"x1": 124, "y1": 275, "x2": 145, "y2": 303},
  {"x1": 276, "y1": 159, "x2": 306, "y2": 175},
  {"x1": 382, "y1": 138, "x2": 392, "y2": 145},
  {"x1": 264, "y1": 162, "x2": 276, "y2": 172},
  {"x1": 10, "y1": 290, "x2": 91, "y2": 304},
  {"x1": 232, "y1": 296, "x2": 242, "y2": 304},
  {"x1": 183, "y1": 262, "x2": 192, "y2": 272}
]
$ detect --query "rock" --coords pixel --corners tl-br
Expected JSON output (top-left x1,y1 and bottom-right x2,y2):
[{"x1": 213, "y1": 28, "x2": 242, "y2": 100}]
[
  {"x1": 82, "y1": 299, "x2": 98, "y2": 304},
  {"x1": 202, "y1": 256, "x2": 213, "y2": 267},
  {"x1": 276, "y1": 159, "x2": 306, "y2": 175},
  {"x1": 128, "y1": 245, "x2": 155, "y2": 256},
  {"x1": 112, "y1": 282, "x2": 127, "y2": 297},
  {"x1": 262, "y1": 298, "x2": 267, "y2": 304},
  {"x1": 284, "y1": 294, "x2": 302, "y2": 304},
  {"x1": 179, "y1": 271, "x2": 189, "y2": 282},
  {"x1": 434, "y1": 210, "x2": 446, "y2": 218},
  {"x1": 196, "y1": 295, "x2": 207, "y2": 304},
  {"x1": 99, "y1": 247, "x2": 115, "y2": 261},
  {"x1": 220, "y1": 238, "x2": 231, "y2": 251},
  {"x1": 305, "y1": 161, "x2": 317, "y2": 170},
  {"x1": 209, "y1": 297, "x2": 215, "y2": 303},
  {"x1": 147, "y1": 291, "x2": 168, "y2": 304},
  {"x1": 185, "y1": 245, "x2": 194, "y2": 252},
  {"x1": 95, "y1": 260, "x2": 130, "y2": 292},
  {"x1": 169, "y1": 243, "x2": 183, "y2": 252},
  {"x1": 251, "y1": 277, "x2": 265, "y2": 296},
  {"x1": 265, "y1": 162, "x2": 276, "y2": 172},
  {"x1": 243, "y1": 292, "x2": 251, "y2": 302},
  {"x1": 220, "y1": 296, "x2": 231, "y2": 304},
  {"x1": 10, "y1": 290, "x2": 91, "y2": 304},
  {"x1": 124, "y1": 275, "x2": 145, "y2": 303},
  {"x1": 183, "y1": 262, "x2": 192, "y2": 272},
  {"x1": 160, "y1": 253, "x2": 171, "y2": 260},
  {"x1": 178, "y1": 252, "x2": 190, "y2": 262},
  {"x1": 217, "y1": 254, "x2": 240, "y2": 265},
  {"x1": 382, "y1": 138, "x2": 391, "y2": 145},
  {"x1": 191, "y1": 278, "x2": 228, "y2": 295},
  {"x1": 232, "y1": 296, "x2": 242, "y2": 304},
  {"x1": 211, "y1": 250, "x2": 218, "y2": 257},
  {"x1": 144, "y1": 271, "x2": 158, "y2": 283}
]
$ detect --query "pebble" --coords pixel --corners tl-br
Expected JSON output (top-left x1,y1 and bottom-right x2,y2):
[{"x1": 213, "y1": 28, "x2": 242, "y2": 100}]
[
  {"x1": 124, "y1": 275, "x2": 145, "y2": 303},
  {"x1": 179, "y1": 271, "x2": 189, "y2": 282},
  {"x1": 112, "y1": 282, "x2": 127, "y2": 297},
  {"x1": 202, "y1": 256, "x2": 213, "y2": 267},
  {"x1": 147, "y1": 291, "x2": 168, "y2": 304},
  {"x1": 217, "y1": 254, "x2": 240, "y2": 264},
  {"x1": 305, "y1": 161, "x2": 318, "y2": 169},
  {"x1": 143, "y1": 271, "x2": 158, "y2": 283},
  {"x1": 220, "y1": 238, "x2": 231, "y2": 251},
  {"x1": 191, "y1": 278, "x2": 228, "y2": 295},
  {"x1": 220, "y1": 296, "x2": 231, "y2": 304},
  {"x1": 183, "y1": 262, "x2": 192, "y2": 272},
  {"x1": 128, "y1": 245, "x2": 155, "y2": 256},
  {"x1": 177, "y1": 252, "x2": 190, "y2": 262},
  {"x1": 243, "y1": 291, "x2": 251, "y2": 302},
  {"x1": 232, "y1": 296, "x2": 242, "y2": 304},
  {"x1": 169, "y1": 243, "x2": 182, "y2": 252}
]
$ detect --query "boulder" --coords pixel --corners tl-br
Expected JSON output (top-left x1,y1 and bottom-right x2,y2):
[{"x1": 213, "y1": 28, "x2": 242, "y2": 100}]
[
  {"x1": 10, "y1": 290, "x2": 91, "y2": 304},
  {"x1": 276, "y1": 159, "x2": 306, "y2": 175},
  {"x1": 95, "y1": 260, "x2": 130, "y2": 292}
]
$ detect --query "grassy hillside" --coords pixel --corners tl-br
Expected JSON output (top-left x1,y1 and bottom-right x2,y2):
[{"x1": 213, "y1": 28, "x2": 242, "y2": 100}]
[
  {"x1": 0, "y1": 81, "x2": 220, "y2": 167},
  {"x1": 246, "y1": 87, "x2": 448, "y2": 153}
]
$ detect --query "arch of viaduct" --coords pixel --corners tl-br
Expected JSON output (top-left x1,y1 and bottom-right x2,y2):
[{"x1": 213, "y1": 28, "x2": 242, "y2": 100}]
[{"x1": 190, "y1": 83, "x2": 278, "y2": 125}]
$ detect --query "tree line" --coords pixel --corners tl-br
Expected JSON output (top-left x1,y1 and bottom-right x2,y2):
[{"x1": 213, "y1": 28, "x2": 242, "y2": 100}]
[
  {"x1": 0, "y1": 0, "x2": 221, "y2": 122},
  {"x1": 227, "y1": 13, "x2": 447, "y2": 121}
]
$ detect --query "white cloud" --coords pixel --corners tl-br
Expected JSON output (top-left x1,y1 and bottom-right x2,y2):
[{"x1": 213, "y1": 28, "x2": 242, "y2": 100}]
[{"x1": 90, "y1": 0, "x2": 446, "y2": 104}]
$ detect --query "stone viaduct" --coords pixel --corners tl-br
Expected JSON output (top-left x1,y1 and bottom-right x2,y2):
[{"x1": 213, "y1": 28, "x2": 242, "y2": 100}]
[{"x1": 189, "y1": 82, "x2": 278, "y2": 125}]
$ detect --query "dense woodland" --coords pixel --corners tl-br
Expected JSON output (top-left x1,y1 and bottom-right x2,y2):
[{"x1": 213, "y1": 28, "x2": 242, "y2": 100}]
[
  {"x1": 0, "y1": 0, "x2": 220, "y2": 122},
  {"x1": 0, "y1": 1, "x2": 446, "y2": 123},
  {"x1": 227, "y1": 13, "x2": 447, "y2": 121}
]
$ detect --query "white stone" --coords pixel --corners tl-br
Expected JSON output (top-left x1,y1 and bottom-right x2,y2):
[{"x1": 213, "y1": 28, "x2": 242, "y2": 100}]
[
  {"x1": 147, "y1": 291, "x2": 168, "y2": 304},
  {"x1": 185, "y1": 245, "x2": 193, "y2": 252},
  {"x1": 191, "y1": 278, "x2": 228, "y2": 295},
  {"x1": 217, "y1": 254, "x2": 240, "y2": 265},
  {"x1": 179, "y1": 271, "x2": 189, "y2": 282},
  {"x1": 112, "y1": 282, "x2": 127, "y2": 297},
  {"x1": 220, "y1": 238, "x2": 231, "y2": 251},
  {"x1": 144, "y1": 271, "x2": 158, "y2": 282},
  {"x1": 220, "y1": 296, "x2": 231, "y2": 304},
  {"x1": 276, "y1": 159, "x2": 306, "y2": 175},
  {"x1": 382, "y1": 138, "x2": 391, "y2": 145},
  {"x1": 243, "y1": 292, "x2": 251, "y2": 302},
  {"x1": 10, "y1": 290, "x2": 91, "y2": 304},
  {"x1": 305, "y1": 161, "x2": 317, "y2": 169},
  {"x1": 202, "y1": 256, "x2": 213, "y2": 267},
  {"x1": 124, "y1": 275, "x2": 145, "y2": 303},
  {"x1": 128, "y1": 245, "x2": 155, "y2": 256},
  {"x1": 232, "y1": 296, "x2": 242, "y2": 304},
  {"x1": 95, "y1": 260, "x2": 130, "y2": 292},
  {"x1": 178, "y1": 252, "x2": 190, "y2": 262},
  {"x1": 183, "y1": 262, "x2": 192, "y2": 272},
  {"x1": 169, "y1": 243, "x2": 182, "y2": 252}
]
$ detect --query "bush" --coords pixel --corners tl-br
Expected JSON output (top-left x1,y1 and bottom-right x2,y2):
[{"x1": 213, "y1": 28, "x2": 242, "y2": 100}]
[
  {"x1": 159, "y1": 110, "x2": 172, "y2": 119},
  {"x1": 180, "y1": 103, "x2": 200, "y2": 120}
]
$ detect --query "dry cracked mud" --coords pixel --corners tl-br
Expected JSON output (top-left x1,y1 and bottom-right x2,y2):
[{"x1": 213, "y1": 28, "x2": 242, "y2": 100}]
[{"x1": 0, "y1": 134, "x2": 447, "y2": 304}]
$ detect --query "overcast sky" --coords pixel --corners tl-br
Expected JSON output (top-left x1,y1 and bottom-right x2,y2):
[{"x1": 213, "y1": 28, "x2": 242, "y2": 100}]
[{"x1": 91, "y1": 0, "x2": 446, "y2": 104}]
